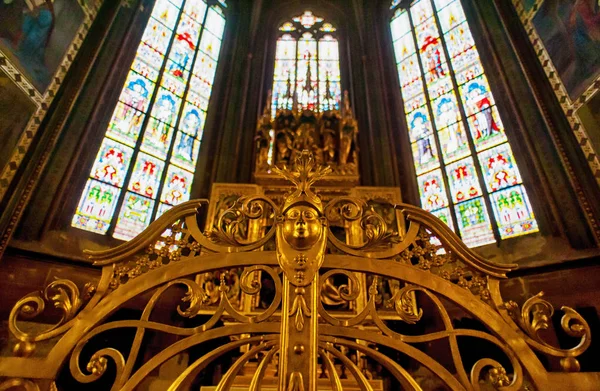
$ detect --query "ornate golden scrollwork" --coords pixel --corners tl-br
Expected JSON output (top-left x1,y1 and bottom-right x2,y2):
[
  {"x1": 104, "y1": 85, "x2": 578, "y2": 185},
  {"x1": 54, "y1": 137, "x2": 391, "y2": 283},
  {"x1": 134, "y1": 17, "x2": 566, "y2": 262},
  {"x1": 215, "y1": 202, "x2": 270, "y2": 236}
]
[{"x1": 2, "y1": 152, "x2": 596, "y2": 390}]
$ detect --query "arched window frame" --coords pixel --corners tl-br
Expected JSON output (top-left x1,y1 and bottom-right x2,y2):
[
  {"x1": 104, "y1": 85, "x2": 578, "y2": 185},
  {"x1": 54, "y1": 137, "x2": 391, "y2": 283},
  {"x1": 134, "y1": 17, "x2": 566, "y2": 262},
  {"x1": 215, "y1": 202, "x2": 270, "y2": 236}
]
[
  {"x1": 388, "y1": 0, "x2": 539, "y2": 247},
  {"x1": 71, "y1": 0, "x2": 229, "y2": 241},
  {"x1": 270, "y1": 10, "x2": 343, "y2": 116}
]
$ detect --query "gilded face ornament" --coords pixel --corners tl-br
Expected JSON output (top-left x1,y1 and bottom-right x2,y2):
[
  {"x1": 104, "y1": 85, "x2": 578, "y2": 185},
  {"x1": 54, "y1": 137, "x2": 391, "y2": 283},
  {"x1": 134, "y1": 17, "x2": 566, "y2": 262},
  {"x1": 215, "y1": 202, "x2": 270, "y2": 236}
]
[
  {"x1": 282, "y1": 205, "x2": 322, "y2": 250},
  {"x1": 277, "y1": 204, "x2": 327, "y2": 286}
]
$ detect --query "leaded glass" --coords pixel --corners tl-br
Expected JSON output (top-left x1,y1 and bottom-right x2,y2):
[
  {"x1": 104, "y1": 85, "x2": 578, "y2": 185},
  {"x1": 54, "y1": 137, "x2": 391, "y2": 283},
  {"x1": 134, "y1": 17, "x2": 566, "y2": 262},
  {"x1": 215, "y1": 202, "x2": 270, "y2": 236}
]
[
  {"x1": 72, "y1": 179, "x2": 120, "y2": 234},
  {"x1": 74, "y1": 0, "x2": 227, "y2": 240},
  {"x1": 454, "y1": 198, "x2": 495, "y2": 247},
  {"x1": 106, "y1": 103, "x2": 145, "y2": 147},
  {"x1": 417, "y1": 169, "x2": 449, "y2": 211},
  {"x1": 90, "y1": 139, "x2": 134, "y2": 187},
  {"x1": 490, "y1": 185, "x2": 538, "y2": 239},
  {"x1": 390, "y1": 0, "x2": 538, "y2": 245},
  {"x1": 412, "y1": 135, "x2": 440, "y2": 174},
  {"x1": 271, "y1": 12, "x2": 342, "y2": 116},
  {"x1": 160, "y1": 165, "x2": 194, "y2": 205},
  {"x1": 478, "y1": 144, "x2": 522, "y2": 192},
  {"x1": 113, "y1": 193, "x2": 155, "y2": 241},
  {"x1": 446, "y1": 157, "x2": 482, "y2": 203}
]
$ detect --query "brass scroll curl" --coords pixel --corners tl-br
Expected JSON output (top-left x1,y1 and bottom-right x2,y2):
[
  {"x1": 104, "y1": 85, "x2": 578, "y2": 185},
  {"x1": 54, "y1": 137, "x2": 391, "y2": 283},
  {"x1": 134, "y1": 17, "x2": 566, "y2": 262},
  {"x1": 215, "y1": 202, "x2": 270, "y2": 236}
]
[{"x1": 502, "y1": 291, "x2": 591, "y2": 372}]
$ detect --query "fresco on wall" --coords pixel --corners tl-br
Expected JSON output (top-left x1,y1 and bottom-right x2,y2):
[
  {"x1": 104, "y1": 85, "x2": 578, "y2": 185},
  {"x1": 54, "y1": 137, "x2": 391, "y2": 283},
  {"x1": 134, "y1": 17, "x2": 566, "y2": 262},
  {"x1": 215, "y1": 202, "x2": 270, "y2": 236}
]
[
  {"x1": 532, "y1": 0, "x2": 600, "y2": 99},
  {"x1": 0, "y1": 72, "x2": 37, "y2": 170},
  {"x1": 0, "y1": 0, "x2": 85, "y2": 93}
]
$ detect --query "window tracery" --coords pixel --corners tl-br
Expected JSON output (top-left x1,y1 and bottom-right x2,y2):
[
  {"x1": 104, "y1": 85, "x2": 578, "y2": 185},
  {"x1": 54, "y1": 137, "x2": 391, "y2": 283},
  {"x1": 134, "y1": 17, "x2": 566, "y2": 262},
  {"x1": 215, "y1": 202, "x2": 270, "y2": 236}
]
[
  {"x1": 73, "y1": 0, "x2": 227, "y2": 240},
  {"x1": 271, "y1": 10, "x2": 342, "y2": 117},
  {"x1": 390, "y1": 0, "x2": 538, "y2": 246}
]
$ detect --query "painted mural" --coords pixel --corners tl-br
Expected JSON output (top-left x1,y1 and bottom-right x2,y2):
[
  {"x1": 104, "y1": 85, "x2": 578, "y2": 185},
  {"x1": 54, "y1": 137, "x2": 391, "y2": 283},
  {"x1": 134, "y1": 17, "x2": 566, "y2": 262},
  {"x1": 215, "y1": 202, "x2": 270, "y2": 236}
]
[
  {"x1": 532, "y1": 0, "x2": 600, "y2": 100},
  {"x1": 0, "y1": 0, "x2": 85, "y2": 92}
]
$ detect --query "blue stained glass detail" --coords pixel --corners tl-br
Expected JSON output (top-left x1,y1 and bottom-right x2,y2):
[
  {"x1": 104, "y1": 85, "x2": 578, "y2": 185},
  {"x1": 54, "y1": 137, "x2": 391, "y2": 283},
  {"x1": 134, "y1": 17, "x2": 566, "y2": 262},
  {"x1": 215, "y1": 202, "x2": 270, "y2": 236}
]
[{"x1": 74, "y1": 0, "x2": 227, "y2": 239}]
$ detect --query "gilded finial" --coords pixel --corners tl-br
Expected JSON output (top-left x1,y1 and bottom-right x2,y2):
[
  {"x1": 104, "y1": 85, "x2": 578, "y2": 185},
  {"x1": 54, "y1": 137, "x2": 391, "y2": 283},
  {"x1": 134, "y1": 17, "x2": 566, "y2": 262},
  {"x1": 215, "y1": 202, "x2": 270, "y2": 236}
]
[{"x1": 273, "y1": 150, "x2": 332, "y2": 214}]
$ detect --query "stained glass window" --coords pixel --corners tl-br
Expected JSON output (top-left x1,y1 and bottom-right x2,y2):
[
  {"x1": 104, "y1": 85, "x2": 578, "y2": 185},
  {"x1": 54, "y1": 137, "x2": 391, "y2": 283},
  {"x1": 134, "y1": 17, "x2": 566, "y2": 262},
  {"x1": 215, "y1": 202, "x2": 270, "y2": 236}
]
[
  {"x1": 271, "y1": 11, "x2": 342, "y2": 116},
  {"x1": 390, "y1": 0, "x2": 538, "y2": 246},
  {"x1": 73, "y1": 0, "x2": 227, "y2": 241}
]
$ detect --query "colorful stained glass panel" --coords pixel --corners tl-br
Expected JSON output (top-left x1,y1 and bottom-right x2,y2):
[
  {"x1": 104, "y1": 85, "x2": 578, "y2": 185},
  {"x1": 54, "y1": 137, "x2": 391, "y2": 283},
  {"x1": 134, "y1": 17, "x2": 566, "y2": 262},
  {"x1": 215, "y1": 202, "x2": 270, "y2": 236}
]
[
  {"x1": 318, "y1": 36, "x2": 339, "y2": 60},
  {"x1": 193, "y1": 52, "x2": 217, "y2": 82},
  {"x1": 107, "y1": 102, "x2": 145, "y2": 147},
  {"x1": 150, "y1": 88, "x2": 182, "y2": 126},
  {"x1": 276, "y1": 36, "x2": 297, "y2": 59},
  {"x1": 405, "y1": 93, "x2": 427, "y2": 113},
  {"x1": 141, "y1": 118, "x2": 174, "y2": 159},
  {"x1": 205, "y1": 7, "x2": 226, "y2": 36},
  {"x1": 411, "y1": 0, "x2": 434, "y2": 25},
  {"x1": 437, "y1": 1, "x2": 466, "y2": 32},
  {"x1": 165, "y1": 59, "x2": 190, "y2": 85},
  {"x1": 188, "y1": 74, "x2": 209, "y2": 98},
  {"x1": 438, "y1": 122, "x2": 469, "y2": 162},
  {"x1": 73, "y1": 179, "x2": 121, "y2": 234},
  {"x1": 318, "y1": 60, "x2": 340, "y2": 81},
  {"x1": 298, "y1": 35, "x2": 317, "y2": 59},
  {"x1": 151, "y1": 0, "x2": 179, "y2": 29},
  {"x1": 455, "y1": 62, "x2": 484, "y2": 85},
  {"x1": 451, "y1": 46, "x2": 479, "y2": 73},
  {"x1": 398, "y1": 55, "x2": 421, "y2": 87},
  {"x1": 113, "y1": 193, "x2": 155, "y2": 241},
  {"x1": 431, "y1": 207, "x2": 454, "y2": 231},
  {"x1": 491, "y1": 185, "x2": 538, "y2": 239},
  {"x1": 200, "y1": 30, "x2": 222, "y2": 60},
  {"x1": 161, "y1": 73, "x2": 187, "y2": 96},
  {"x1": 187, "y1": 90, "x2": 209, "y2": 110},
  {"x1": 417, "y1": 169, "x2": 449, "y2": 211},
  {"x1": 160, "y1": 165, "x2": 194, "y2": 205},
  {"x1": 425, "y1": 65, "x2": 452, "y2": 98},
  {"x1": 407, "y1": 107, "x2": 433, "y2": 141},
  {"x1": 274, "y1": 59, "x2": 296, "y2": 81},
  {"x1": 416, "y1": 22, "x2": 440, "y2": 48},
  {"x1": 467, "y1": 106, "x2": 506, "y2": 150},
  {"x1": 176, "y1": 15, "x2": 202, "y2": 49},
  {"x1": 183, "y1": 0, "x2": 207, "y2": 21},
  {"x1": 454, "y1": 198, "x2": 495, "y2": 247},
  {"x1": 459, "y1": 75, "x2": 495, "y2": 116},
  {"x1": 478, "y1": 144, "x2": 523, "y2": 192},
  {"x1": 180, "y1": 102, "x2": 206, "y2": 137},
  {"x1": 142, "y1": 18, "x2": 173, "y2": 54},
  {"x1": 171, "y1": 131, "x2": 200, "y2": 170},
  {"x1": 318, "y1": 81, "x2": 341, "y2": 110},
  {"x1": 445, "y1": 22, "x2": 475, "y2": 58},
  {"x1": 432, "y1": 92, "x2": 460, "y2": 129},
  {"x1": 91, "y1": 139, "x2": 134, "y2": 187},
  {"x1": 446, "y1": 157, "x2": 482, "y2": 203},
  {"x1": 170, "y1": 37, "x2": 196, "y2": 71},
  {"x1": 390, "y1": 11, "x2": 410, "y2": 40},
  {"x1": 403, "y1": 79, "x2": 425, "y2": 101},
  {"x1": 394, "y1": 34, "x2": 416, "y2": 63},
  {"x1": 131, "y1": 49, "x2": 162, "y2": 82},
  {"x1": 412, "y1": 135, "x2": 440, "y2": 174},
  {"x1": 128, "y1": 153, "x2": 165, "y2": 199},
  {"x1": 119, "y1": 71, "x2": 154, "y2": 112}
]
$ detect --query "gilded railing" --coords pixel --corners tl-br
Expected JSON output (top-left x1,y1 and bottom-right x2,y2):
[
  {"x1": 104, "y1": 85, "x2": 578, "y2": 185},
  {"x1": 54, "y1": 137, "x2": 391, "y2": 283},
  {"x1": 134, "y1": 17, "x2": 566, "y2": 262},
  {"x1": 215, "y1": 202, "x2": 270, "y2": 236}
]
[{"x1": 0, "y1": 152, "x2": 594, "y2": 391}]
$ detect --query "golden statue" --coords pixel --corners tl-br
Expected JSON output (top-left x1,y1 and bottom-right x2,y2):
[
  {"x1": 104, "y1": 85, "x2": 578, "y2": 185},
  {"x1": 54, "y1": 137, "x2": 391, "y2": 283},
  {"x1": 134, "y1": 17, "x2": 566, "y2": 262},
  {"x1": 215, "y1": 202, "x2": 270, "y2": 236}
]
[
  {"x1": 255, "y1": 90, "x2": 272, "y2": 169},
  {"x1": 340, "y1": 90, "x2": 358, "y2": 165}
]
